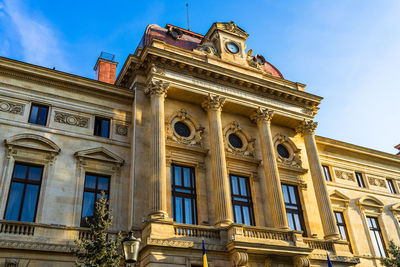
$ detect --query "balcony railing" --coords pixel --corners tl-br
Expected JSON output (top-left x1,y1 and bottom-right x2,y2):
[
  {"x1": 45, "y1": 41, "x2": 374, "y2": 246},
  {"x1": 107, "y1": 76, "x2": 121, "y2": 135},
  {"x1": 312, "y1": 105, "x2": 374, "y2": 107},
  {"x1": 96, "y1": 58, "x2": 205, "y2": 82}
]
[
  {"x1": 304, "y1": 238, "x2": 334, "y2": 252},
  {"x1": 242, "y1": 226, "x2": 293, "y2": 242},
  {"x1": 0, "y1": 220, "x2": 35, "y2": 236},
  {"x1": 174, "y1": 224, "x2": 220, "y2": 239}
]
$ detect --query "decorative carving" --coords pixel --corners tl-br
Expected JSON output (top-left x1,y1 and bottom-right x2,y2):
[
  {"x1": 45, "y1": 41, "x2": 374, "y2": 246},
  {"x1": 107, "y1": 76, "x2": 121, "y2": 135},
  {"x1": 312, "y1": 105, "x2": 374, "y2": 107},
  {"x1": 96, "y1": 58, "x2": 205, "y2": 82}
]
[
  {"x1": 0, "y1": 101, "x2": 24, "y2": 115},
  {"x1": 150, "y1": 63, "x2": 166, "y2": 75},
  {"x1": 367, "y1": 176, "x2": 387, "y2": 188},
  {"x1": 223, "y1": 121, "x2": 255, "y2": 157},
  {"x1": 301, "y1": 106, "x2": 319, "y2": 116},
  {"x1": 115, "y1": 124, "x2": 128, "y2": 136},
  {"x1": 296, "y1": 119, "x2": 318, "y2": 136},
  {"x1": 201, "y1": 94, "x2": 226, "y2": 111},
  {"x1": 334, "y1": 169, "x2": 356, "y2": 182},
  {"x1": 249, "y1": 107, "x2": 274, "y2": 124},
  {"x1": 223, "y1": 21, "x2": 248, "y2": 38},
  {"x1": 145, "y1": 80, "x2": 170, "y2": 97},
  {"x1": 75, "y1": 147, "x2": 124, "y2": 166},
  {"x1": 293, "y1": 256, "x2": 310, "y2": 267},
  {"x1": 54, "y1": 112, "x2": 89, "y2": 128},
  {"x1": 274, "y1": 134, "x2": 303, "y2": 168},
  {"x1": 145, "y1": 238, "x2": 193, "y2": 248},
  {"x1": 232, "y1": 251, "x2": 248, "y2": 267},
  {"x1": 196, "y1": 42, "x2": 218, "y2": 56},
  {"x1": 5, "y1": 259, "x2": 19, "y2": 267},
  {"x1": 166, "y1": 108, "x2": 204, "y2": 147},
  {"x1": 0, "y1": 240, "x2": 71, "y2": 252}
]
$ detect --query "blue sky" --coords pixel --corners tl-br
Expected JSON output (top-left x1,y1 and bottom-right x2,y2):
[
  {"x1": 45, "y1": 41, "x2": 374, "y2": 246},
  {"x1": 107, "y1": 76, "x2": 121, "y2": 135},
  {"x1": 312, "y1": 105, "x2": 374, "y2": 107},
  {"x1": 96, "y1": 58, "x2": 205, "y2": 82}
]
[{"x1": 0, "y1": 0, "x2": 399, "y2": 154}]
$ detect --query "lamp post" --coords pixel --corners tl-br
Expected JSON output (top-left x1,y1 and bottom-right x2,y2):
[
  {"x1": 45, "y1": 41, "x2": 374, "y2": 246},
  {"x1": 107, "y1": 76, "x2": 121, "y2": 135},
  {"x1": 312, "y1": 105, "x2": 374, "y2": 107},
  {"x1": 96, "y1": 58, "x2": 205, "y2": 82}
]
[{"x1": 122, "y1": 231, "x2": 141, "y2": 266}]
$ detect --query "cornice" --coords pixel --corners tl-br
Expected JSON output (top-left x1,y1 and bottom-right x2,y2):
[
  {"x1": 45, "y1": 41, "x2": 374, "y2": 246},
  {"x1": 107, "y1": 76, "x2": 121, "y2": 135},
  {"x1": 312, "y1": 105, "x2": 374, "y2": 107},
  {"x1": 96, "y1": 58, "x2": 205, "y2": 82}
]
[{"x1": 0, "y1": 56, "x2": 133, "y2": 101}]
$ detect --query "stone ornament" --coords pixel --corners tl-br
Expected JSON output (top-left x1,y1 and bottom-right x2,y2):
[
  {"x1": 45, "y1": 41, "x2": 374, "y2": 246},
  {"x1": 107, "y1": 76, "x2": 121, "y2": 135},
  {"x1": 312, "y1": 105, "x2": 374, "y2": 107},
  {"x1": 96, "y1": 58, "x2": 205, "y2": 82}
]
[
  {"x1": 223, "y1": 21, "x2": 248, "y2": 38},
  {"x1": 232, "y1": 251, "x2": 248, "y2": 267},
  {"x1": 201, "y1": 94, "x2": 226, "y2": 111},
  {"x1": 223, "y1": 121, "x2": 255, "y2": 157},
  {"x1": 150, "y1": 63, "x2": 166, "y2": 75},
  {"x1": 196, "y1": 41, "x2": 218, "y2": 56},
  {"x1": 367, "y1": 175, "x2": 387, "y2": 188},
  {"x1": 54, "y1": 111, "x2": 89, "y2": 128},
  {"x1": 296, "y1": 119, "x2": 318, "y2": 136},
  {"x1": 145, "y1": 80, "x2": 170, "y2": 97},
  {"x1": 274, "y1": 134, "x2": 302, "y2": 168},
  {"x1": 293, "y1": 255, "x2": 310, "y2": 267},
  {"x1": 334, "y1": 168, "x2": 356, "y2": 182},
  {"x1": 301, "y1": 106, "x2": 319, "y2": 116},
  {"x1": 249, "y1": 107, "x2": 274, "y2": 124},
  {"x1": 5, "y1": 259, "x2": 19, "y2": 267},
  {"x1": 115, "y1": 124, "x2": 128, "y2": 136},
  {"x1": 145, "y1": 238, "x2": 193, "y2": 248},
  {"x1": 0, "y1": 101, "x2": 24, "y2": 115},
  {"x1": 166, "y1": 108, "x2": 204, "y2": 147}
]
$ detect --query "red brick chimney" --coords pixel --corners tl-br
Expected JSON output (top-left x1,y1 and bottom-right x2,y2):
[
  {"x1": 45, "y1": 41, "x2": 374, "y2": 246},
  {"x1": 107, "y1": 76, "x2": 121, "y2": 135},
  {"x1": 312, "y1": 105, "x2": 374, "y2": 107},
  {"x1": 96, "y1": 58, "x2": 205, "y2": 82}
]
[{"x1": 94, "y1": 52, "x2": 118, "y2": 84}]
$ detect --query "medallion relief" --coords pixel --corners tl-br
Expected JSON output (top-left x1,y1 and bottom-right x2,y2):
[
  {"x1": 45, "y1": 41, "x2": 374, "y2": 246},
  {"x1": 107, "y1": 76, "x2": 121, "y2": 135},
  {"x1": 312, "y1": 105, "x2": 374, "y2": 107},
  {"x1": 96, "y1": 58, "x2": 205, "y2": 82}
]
[
  {"x1": 166, "y1": 109, "x2": 204, "y2": 147},
  {"x1": 115, "y1": 124, "x2": 128, "y2": 136},
  {"x1": 54, "y1": 111, "x2": 89, "y2": 128},
  {"x1": 0, "y1": 101, "x2": 24, "y2": 115},
  {"x1": 223, "y1": 121, "x2": 255, "y2": 157},
  {"x1": 367, "y1": 175, "x2": 386, "y2": 188},
  {"x1": 334, "y1": 168, "x2": 356, "y2": 182}
]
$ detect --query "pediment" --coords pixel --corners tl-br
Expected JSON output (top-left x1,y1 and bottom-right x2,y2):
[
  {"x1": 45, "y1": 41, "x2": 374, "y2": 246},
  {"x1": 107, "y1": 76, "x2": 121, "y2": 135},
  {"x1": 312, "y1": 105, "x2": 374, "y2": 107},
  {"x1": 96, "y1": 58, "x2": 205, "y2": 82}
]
[
  {"x1": 330, "y1": 190, "x2": 350, "y2": 203},
  {"x1": 5, "y1": 134, "x2": 61, "y2": 153},
  {"x1": 358, "y1": 195, "x2": 384, "y2": 209},
  {"x1": 390, "y1": 203, "x2": 400, "y2": 214},
  {"x1": 75, "y1": 147, "x2": 124, "y2": 165}
]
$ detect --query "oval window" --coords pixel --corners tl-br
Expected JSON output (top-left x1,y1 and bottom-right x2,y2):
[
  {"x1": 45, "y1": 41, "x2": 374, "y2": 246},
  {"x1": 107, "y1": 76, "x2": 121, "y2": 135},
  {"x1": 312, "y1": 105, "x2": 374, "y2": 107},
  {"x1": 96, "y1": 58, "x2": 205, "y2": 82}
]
[
  {"x1": 226, "y1": 42, "x2": 239, "y2": 54},
  {"x1": 174, "y1": 121, "x2": 191, "y2": 137},
  {"x1": 229, "y1": 133, "x2": 243, "y2": 149},
  {"x1": 277, "y1": 144, "x2": 290, "y2": 158}
]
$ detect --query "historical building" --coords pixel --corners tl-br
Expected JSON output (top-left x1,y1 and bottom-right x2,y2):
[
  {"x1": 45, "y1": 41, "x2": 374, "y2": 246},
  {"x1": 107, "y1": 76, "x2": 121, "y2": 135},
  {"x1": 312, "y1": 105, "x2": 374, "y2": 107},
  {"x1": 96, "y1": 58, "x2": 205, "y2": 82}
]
[{"x1": 0, "y1": 21, "x2": 399, "y2": 267}]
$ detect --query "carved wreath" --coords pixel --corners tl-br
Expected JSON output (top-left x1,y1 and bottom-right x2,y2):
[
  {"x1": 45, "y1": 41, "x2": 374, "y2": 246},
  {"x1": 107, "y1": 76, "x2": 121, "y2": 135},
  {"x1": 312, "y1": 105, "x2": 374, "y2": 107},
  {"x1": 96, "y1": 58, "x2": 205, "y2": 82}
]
[
  {"x1": 223, "y1": 121, "x2": 255, "y2": 157},
  {"x1": 166, "y1": 109, "x2": 204, "y2": 147},
  {"x1": 273, "y1": 134, "x2": 302, "y2": 168}
]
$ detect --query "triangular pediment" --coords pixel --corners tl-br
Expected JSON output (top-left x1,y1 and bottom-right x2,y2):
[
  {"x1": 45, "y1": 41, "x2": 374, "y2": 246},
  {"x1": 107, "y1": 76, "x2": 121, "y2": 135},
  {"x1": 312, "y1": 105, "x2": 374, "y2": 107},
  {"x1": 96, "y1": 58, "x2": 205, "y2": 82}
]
[
  {"x1": 330, "y1": 190, "x2": 350, "y2": 203},
  {"x1": 75, "y1": 147, "x2": 124, "y2": 165},
  {"x1": 5, "y1": 133, "x2": 61, "y2": 153}
]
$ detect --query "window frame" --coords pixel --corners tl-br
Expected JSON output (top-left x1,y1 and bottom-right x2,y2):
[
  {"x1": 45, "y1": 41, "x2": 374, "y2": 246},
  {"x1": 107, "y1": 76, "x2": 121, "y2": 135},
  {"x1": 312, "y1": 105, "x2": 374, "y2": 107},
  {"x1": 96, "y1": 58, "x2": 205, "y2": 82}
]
[
  {"x1": 322, "y1": 165, "x2": 332, "y2": 182},
  {"x1": 171, "y1": 164, "x2": 198, "y2": 225},
  {"x1": 80, "y1": 172, "x2": 111, "y2": 226},
  {"x1": 386, "y1": 179, "x2": 396, "y2": 194},
  {"x1": 93, "y1": 117, "x2": 111, "y2": 138},
  {"x1": 281, "y1": 183, "x2": 307, "y2": 235},
  {"x1": 28, "y1": 103, "x2": 49, "y2": 126},
  {"x1": 4, "y1": 162, "x2": 44, "y2": 222},
  {"x1": 355, "y1": 172, "x2": 366, "y2": 188},
  {"x1": 366, "y1": 216, "x2": 387, "y2": 258},
  {"x1": 229, "y1": 174, "x2": 255, "y2": 226},
  {"x1": 334, "y1": 211, "x2": 353, "y2": 253}
]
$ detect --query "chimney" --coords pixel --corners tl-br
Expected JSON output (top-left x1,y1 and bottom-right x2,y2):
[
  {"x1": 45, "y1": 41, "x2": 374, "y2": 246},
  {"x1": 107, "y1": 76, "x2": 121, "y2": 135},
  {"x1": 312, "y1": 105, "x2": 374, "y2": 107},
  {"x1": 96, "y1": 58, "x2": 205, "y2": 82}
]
[
  {"x1": 94, "y1": 52, "x2": 118, "y2": 84},
  {"x1": 395, "y1": 144, "x2": 400, "y2": 155}
]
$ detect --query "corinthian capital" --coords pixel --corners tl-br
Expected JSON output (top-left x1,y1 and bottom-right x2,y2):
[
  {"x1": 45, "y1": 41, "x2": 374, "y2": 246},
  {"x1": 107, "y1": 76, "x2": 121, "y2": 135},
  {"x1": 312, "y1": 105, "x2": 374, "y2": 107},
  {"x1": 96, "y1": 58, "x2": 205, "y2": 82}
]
[
  {"x1": 296, "y1": 119, "x2": 318, "y2": 136},
  {"x1": 201, "y1": 94, "x2": 226, "y2": 111},
  {"x1": 249, "y1": 107, "x2": 274, "y2": 124},
  {"x1": 145, "y1": 80, "x2": 170, "y2": 97}
]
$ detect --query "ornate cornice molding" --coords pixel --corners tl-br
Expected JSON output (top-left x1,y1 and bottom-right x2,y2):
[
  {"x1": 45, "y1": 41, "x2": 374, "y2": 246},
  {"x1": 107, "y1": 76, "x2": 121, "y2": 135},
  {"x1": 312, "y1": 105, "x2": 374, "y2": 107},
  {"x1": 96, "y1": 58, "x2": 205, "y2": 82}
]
[
  {"x1": 249, "y1": 107, "x2": 274, "y2": 124},
  {"x1": 201, "y1": 94, "x2": 226, "y2": 111},
  {"x1": 145, "y1": 80, "x2": 170, "y2": 97},
  {"x1": 296, "y1": 120, "x2": 318, "y2": 136}
]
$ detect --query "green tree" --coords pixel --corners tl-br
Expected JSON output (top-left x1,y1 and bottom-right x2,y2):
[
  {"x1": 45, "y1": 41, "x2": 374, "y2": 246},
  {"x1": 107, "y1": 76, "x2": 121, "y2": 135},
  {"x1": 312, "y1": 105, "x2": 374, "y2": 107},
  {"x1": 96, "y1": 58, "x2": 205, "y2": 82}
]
[
  {"x1": 381, "y1": 241, "x2": 400, "y2": 267},
  {"x1": 73, "y1": 191, "x2": 122, "y2": 267}
]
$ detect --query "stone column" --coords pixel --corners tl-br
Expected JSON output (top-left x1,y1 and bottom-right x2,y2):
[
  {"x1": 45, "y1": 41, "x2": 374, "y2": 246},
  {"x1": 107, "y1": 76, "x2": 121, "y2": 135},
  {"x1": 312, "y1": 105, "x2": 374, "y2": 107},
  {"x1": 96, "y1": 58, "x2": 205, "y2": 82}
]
[
  {"x1": 145, "y1": 80, "x2": 169, "y2": 220},
  {"x1": 202, "y1": 94, "x2": 233, "y2": 226},
  {"x1": 250, "y1": 107, "x2": 289, "y2": 229},
  {"x1": 296, "y1": 120, "x2": 339, "y2": 240}
]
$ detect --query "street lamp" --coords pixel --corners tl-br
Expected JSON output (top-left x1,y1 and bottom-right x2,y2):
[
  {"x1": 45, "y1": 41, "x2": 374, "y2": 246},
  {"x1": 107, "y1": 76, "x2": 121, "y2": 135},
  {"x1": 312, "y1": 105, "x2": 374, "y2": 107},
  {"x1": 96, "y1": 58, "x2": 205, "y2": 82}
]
[{"x1": 122, "y1": 231, "x2": 141, "y2": 265}]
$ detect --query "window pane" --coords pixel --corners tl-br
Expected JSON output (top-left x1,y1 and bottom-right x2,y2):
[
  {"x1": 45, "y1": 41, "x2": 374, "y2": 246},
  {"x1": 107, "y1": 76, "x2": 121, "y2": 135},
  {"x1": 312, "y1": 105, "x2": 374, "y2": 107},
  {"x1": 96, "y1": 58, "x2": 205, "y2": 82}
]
[
  {"x1": 101, "y1": 119, "x2": 110, "y2": 138},
  {"x1": 5, "y1": 182, "x2": 24, "y2": 220},
  {"x1": 20, "y1": 184, "x2": 39, "y2": 222},
  {"x1": 293, "y1": 213, "x2": 301, "y2": 230},
  {"x1": 234, "y1": 205, "x2": 242, "y2": 224},
  {"x1": 37, "y1": 106, "x2": 48, "y2": 125},
  {"x1": 335, "y1": 212, "x2": 343, "y2": 223},
  {"x1": 82, "y1": 192, "x2": 95, "y2": 218},
  {"x1": 98, "y1": 177, "x2": 109, "y2": 191},
  {"x1": 243, "y1": 206, "x2": 251, "y2": 225},
  {"x1": 28, "y1": 166, "x2": 42, "y2": 181},
  {"x1": 370, "y1": 231, "x2": 383, "y2": 257},
  {"x1": 29, "y1": 105, "x2": 39, "y2": 123},
  {"x1": 239, "y1": 177, "x2": 247, "y2": 196},
  {"x1": 339, "y1": 226, "x2": 347, "y2": 240},
  {"x1": 175, "y1": 197, "x2": 183, "y2": 223},
  {"x1": 85, "y1": 175, "x2": 97, "y2": 189},
  {"x1": 231, "y1": 176, "x2": 239, "y2": 195},
  {"x1": 287, "y1": 213, "x2": 294, "y2": 230},
  {"x1": 14, "y1": 164, "x2": 28, "y2": 179},
  {"x1": 94, "y1": 118, "x2": 101, "y2": 136},
  {"x1": 184, "y1": 198, "x2": 192, "y2": 224},
  {"x1": 375, "y1": 232, "x2": 386, "y2": 257},
  {"x1": 289, "y1": 186, "x2": 296, "y2": 204},
  {"x1": 183, "y1": 168, "x2": 191, "y2": 187},
  {"x1": 282, "y1": 185, "x2": 289, "y2": 203},
  {"x1": 174, "y1": 166, "x2": 182, "y2": 186}
]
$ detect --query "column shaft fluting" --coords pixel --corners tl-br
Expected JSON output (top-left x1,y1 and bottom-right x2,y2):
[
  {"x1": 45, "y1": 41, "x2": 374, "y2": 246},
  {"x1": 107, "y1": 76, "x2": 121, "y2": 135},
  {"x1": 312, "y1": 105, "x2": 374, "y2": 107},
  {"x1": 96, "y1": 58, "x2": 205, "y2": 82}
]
[
  {"x1": 297, "y1": 120, "x2": 339, "y2": 240},
  {"x1": 251, "y1": 108, "x2": 289, "y2": 229},
  {"x1": 202, "y1": 94, "x2": 233, "y2": 226}
]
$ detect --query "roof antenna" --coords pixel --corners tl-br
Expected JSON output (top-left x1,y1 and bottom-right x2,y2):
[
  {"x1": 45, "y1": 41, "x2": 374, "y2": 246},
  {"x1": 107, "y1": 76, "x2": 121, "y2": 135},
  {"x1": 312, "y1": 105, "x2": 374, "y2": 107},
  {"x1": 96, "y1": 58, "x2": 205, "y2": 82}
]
[{"x1": 186, "y1": 2, "x2": 190, "y2": 31}]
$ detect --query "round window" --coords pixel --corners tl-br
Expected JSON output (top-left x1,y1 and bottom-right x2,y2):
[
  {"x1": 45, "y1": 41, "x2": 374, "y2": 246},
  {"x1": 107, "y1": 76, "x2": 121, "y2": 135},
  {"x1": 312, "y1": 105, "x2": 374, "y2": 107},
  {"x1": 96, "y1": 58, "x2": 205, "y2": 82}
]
[
  {"x1": 277, "y1": 144, "x2": 290, "y2": 158},
  {"x1": 226, "y1": 42, "x2": 239, "y2": 54},
  {"x1": 229, "y1": 133, "x2": 243, "y2": 149},
  {"x1": 174, "y1": 121, "x2": 191, "y2": 137}
]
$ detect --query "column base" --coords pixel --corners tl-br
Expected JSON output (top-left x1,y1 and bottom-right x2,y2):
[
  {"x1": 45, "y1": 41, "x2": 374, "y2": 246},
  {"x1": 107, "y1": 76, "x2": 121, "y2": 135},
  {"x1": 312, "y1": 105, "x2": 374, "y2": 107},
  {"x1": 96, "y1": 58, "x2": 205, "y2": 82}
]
[
  {"x1": 215, "y1": 219, "x2": 234, "y2": 227},
  {"x1": 147, "y1": 211, "x2": 171, "y2": 222},
  {"x1": 324, "y1": 233, "x2": 340, "y2": 240}
]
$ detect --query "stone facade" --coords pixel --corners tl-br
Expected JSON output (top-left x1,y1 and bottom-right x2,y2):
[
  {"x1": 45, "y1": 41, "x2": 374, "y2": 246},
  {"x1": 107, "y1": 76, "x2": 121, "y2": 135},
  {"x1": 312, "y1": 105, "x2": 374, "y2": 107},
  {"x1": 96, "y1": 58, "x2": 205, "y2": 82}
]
[{"x1": 0, "y1": 22, "x2": 399, "y2": 267}]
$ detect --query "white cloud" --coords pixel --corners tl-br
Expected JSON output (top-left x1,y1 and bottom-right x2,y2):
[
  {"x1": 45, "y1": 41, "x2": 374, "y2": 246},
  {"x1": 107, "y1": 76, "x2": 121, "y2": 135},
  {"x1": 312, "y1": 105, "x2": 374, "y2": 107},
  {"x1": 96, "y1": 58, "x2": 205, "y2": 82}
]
[{"x1": 1, "y1": 0, "x2": 68, "y2": 70}]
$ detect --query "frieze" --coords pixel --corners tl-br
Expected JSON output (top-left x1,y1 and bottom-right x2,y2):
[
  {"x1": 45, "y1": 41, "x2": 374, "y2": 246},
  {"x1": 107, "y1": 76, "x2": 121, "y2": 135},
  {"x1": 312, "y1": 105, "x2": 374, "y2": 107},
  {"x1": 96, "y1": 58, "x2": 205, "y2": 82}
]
[
  {"x1": 145, "y1": 237, "x2": 193, "y2": 248},
  {"x1": 115, "y1": 124, "x2": 128, "y2": 136},
  {"x1": 54, "y1": 111, "x2": 89, "y2": 128},
  {"x1": 0, "y1": 101, "x2": 24, "y2": 115},
  {"x1": 367, "y1": 175, "x2": 386, "y2": 188},
  {"x1": 0, "y1": 240, "x2": 71, "y2": 252},
  {"x1": 334, "y1": 169, "x2": 355, "y2": 182}
]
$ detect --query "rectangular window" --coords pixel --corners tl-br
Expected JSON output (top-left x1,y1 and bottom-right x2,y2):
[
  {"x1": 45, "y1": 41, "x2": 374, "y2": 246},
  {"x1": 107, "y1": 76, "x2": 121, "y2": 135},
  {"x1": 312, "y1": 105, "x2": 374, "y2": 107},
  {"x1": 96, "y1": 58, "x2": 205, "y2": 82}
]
[
  {"x1": 334, "y1": 211, "x2": 353, "y2": 252},
  {"x1": 387, "y1": 179, "x2": 396, "y2": 194},
  {"x1": 94, "y1": 117, "x2": 110, "y2": 138},
  {"x1": 81, "y1": 173, "x2": 110, "y2": 226},
  {"x1": 322, "y1": 165, "x2": 332, "y2": 182},
  {"x1": 171, "y1": 164, "x2": 197, "y2": 224},
  {"x1": 4, "y1": 163, "x2": 43, "y2": 222},
  {"x1": 229, "y1": 175, "x2": 255, "y2": 226},
  {"x1": 28, "y1": 103, "x2": 49, "y2": 126},
  {"x1": 366, "y1": 216, "x2": 387, "y2": 258},
  {"x1": 281, "y1": 184, "x2": 306, "y2": 234},
  {"x1": 355, "y1": 172, "x2": 366, "y2": 188}
]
